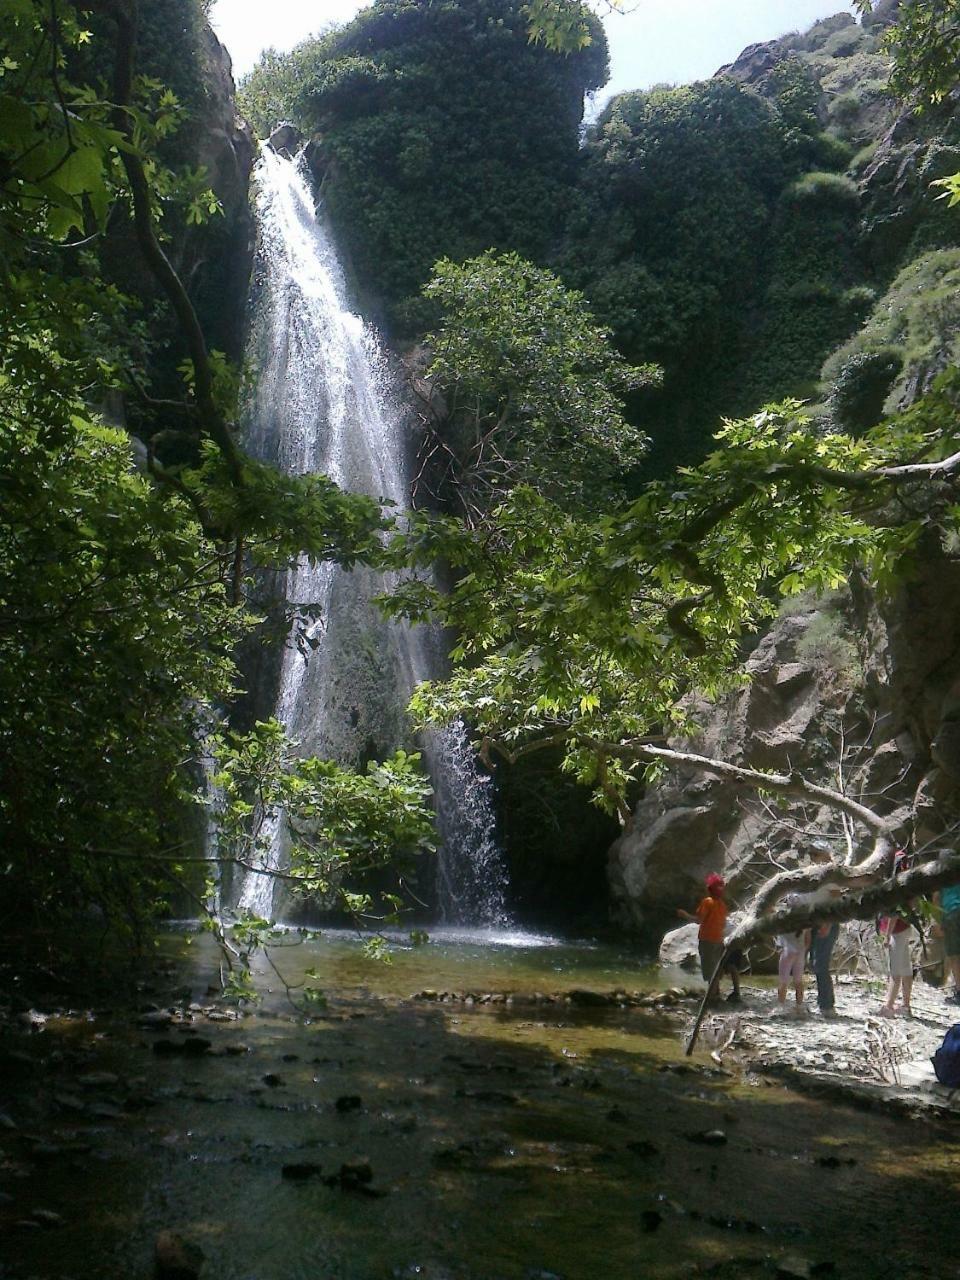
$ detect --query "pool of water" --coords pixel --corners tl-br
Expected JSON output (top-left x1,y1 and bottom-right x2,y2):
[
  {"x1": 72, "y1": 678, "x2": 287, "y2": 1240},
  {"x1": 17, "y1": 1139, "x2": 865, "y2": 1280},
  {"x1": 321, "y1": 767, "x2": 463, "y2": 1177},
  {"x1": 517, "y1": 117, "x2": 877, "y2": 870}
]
[
  {"x1": 2, "y1": 928, "x2": 959, "y2": 1280},
  {"x1": 216, "y1": 924, "x2": 672, "y2": 1006}
]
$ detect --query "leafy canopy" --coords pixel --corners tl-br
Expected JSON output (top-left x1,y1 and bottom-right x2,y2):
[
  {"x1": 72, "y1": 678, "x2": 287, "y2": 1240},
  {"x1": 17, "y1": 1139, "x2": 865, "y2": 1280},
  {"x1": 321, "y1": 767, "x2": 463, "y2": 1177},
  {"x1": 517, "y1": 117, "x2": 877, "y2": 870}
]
[
  {"x1": 0, "y1": 0, "x2": 434, "y2": 943},
  {"x1": 383, "y1": 376, "x2": 960, "y2": 809},
  {"x1": 418, "y1": 251, "x2": 658, "y2": 517}
]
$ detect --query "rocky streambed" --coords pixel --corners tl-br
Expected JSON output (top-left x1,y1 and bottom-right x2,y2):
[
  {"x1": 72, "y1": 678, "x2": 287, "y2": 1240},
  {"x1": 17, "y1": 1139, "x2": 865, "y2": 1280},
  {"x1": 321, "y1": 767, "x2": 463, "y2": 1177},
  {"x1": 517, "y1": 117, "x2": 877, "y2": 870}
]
[{"x1": 1, "y1": 931, "x2": 959, "y2": 1280}]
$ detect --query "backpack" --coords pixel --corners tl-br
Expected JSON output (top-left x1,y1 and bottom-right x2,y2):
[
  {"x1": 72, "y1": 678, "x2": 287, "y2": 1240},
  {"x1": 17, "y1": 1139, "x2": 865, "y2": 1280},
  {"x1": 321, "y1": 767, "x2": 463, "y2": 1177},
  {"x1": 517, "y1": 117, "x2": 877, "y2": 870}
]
[{"x1": 932, "y1": 1024, "x2": 960, "y2": 1088}]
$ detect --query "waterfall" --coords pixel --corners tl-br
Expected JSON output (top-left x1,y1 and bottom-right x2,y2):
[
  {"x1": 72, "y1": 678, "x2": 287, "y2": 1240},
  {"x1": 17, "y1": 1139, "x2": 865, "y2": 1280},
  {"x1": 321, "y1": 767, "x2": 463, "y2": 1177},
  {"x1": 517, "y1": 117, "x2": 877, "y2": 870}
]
[{"x1": 235, "y1": 146, "x2": 509, "y2": 927}]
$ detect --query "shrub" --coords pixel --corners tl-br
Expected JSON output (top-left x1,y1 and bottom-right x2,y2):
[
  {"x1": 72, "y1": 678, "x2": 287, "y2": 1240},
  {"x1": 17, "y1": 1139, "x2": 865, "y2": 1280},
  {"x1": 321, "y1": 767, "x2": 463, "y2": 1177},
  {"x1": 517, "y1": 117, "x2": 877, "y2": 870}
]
[
  {"x1": 831, "y1": 347, "x2": 904, "y2": 432},
  {"x1": 822, "y1": 27, "x2": 869, "y2": 60},
  {"x1": 829, "y1": 91, "x2": 862, "y2": 128},
  {"x1": 783, "y1": 170, "x2": 859, "y2": 208},
  {"x1": 806, "y1": 131, "x2": 855, "y2": 171},
  {"x1": 796, "y1": 609, "x2": 862, "y2": 686},
  {"x1": 823, "y1": 250, "x2": 960, "y2": 387}
]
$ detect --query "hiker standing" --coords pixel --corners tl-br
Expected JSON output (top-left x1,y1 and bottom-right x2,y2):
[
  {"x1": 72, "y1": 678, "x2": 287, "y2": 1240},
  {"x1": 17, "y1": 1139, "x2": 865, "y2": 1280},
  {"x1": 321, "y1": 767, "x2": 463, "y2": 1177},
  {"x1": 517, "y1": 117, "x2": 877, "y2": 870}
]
[
  {"x1": 806, "y1": 843, "x2": 844, "y2": 1017},
  {"x1": 878, "y1": 911, "x2": 914, "y2": 1017},
  {"x1": 933, "y1": 886, "x2": 960, "y2": 1006},
  {"x1": 677, "y1": 873, "x2": 741, "y2": 1003}
]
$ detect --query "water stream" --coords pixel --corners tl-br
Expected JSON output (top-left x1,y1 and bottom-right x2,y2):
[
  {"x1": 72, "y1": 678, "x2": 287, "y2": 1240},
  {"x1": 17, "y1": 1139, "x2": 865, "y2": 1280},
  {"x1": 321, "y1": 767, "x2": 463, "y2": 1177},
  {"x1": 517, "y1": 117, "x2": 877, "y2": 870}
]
[
  {"x1": 236, "y1": 147, "x2": 507, "y2": 925},
  {"x1": 5, "y1": 930, "x2": 959, "y2": 1280}
]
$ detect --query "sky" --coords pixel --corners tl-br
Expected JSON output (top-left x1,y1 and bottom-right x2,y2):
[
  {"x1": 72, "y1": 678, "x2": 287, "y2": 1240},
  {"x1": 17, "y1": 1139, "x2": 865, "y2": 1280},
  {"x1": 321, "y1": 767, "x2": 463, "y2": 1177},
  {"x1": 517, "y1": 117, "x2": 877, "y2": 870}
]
[{"x1": 210, "y1": 0, "x2": 859, "y2": 103}]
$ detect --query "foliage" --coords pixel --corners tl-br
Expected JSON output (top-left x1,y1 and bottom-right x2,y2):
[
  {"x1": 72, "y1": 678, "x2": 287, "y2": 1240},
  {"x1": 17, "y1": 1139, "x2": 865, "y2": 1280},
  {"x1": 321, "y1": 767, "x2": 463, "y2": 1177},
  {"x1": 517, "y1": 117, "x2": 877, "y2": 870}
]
[
  {"x1": 564, "y1": 77, "x2": 788, "y2": 468},
  {"x1": 876, "y1": 0, "x2": 960, "y2": 107},
  {"x1": 212, "y1": 720, "x2": 435, "y2": 912},
  {"x1": 0, "y1": 0, "x2": 424, "y2": 952},
  {"x1": 418, "y1": 251, "x2": 657, "y2": 517},
  {"x1": 831, "y1": 348, "x2": 905, "y2": 432},
  {"x1": 0, "y1": 286, "x2": 244, "y2": 929},
  {"x1": 240, "y1": 0, "x2": 608, "y2": 332},
  {"x1": 822, "y1": 249, "x2": 960, "y2": 411},
  {"x1": 383, "y1": 375, "x2": 960, "y2": 812},
  {"x1": 742, "y1": 171, "x2": 865, "y2": 405},
  {"x1": 795, "y1": 606, "x2": 863, "y2": 686}
]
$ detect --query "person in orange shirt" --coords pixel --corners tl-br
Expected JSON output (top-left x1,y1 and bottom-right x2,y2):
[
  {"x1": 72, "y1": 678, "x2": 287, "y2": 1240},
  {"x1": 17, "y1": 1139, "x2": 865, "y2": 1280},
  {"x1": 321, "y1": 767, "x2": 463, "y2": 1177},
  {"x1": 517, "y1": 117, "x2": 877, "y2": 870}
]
[{"x1": 678, "y1": 873, "x2": 742, "y2": 1004}]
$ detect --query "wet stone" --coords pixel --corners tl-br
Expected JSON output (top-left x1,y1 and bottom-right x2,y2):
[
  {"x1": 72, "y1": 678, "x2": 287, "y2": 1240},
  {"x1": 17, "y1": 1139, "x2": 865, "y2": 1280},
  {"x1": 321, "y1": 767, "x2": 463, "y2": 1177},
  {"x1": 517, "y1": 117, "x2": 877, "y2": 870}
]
[
  {"x1": 281, "y1": 1161, "x2": 323, "y2": 1181},
  {"x1": 30, "y1": 1208, "x2": 64, "y2": 1227},
  {"x1": 77, "y1": 1072, "x2": 120, "y2": 1089},
  {"x1": 155, "y1": 1229, "x2": 205, "y2": 1279},
  {"x1": 685, "y1": 1129, "x2": 727, "y2": 1146}
]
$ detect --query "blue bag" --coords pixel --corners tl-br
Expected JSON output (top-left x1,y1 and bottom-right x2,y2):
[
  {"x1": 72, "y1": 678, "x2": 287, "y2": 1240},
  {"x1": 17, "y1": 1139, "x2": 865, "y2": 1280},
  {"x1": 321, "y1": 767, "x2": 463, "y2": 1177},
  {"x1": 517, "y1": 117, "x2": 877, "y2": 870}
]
[{"x1": 932, "y1": 1023, "x2": 960, "y2": 1088}]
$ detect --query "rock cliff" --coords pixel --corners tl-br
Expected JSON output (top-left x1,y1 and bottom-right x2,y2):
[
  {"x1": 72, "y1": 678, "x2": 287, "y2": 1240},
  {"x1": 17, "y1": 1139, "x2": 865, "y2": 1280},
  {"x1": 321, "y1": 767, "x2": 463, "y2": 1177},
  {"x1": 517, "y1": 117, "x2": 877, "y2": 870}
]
[{"x1": 611, "y1": 539, "x2": 960, "y2": 944}]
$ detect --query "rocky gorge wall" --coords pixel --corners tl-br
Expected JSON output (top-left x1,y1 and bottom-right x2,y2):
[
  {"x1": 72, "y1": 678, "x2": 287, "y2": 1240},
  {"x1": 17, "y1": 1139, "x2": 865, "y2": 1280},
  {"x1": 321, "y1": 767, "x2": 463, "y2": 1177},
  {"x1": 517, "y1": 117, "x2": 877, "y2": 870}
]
[{"x1": 610, "y1": 543, "x2": 960, "y2": 950}]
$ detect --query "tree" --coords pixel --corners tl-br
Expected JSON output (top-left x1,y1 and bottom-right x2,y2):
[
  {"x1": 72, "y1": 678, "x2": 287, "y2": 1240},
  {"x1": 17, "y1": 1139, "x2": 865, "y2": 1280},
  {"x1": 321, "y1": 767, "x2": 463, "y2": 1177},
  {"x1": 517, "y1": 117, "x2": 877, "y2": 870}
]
[
  {"x1": 412, "y1": 251, "x2": 658, "y2": 520},
  {"x1": 383, "y1": 371, "x2": 960, "y2": 973},
  {"x1": 238, "y1": 0, "x2": 608, "y2": 332},
  {"x1": 0, "y1": 1, "x2": 435, "y2": 953}
]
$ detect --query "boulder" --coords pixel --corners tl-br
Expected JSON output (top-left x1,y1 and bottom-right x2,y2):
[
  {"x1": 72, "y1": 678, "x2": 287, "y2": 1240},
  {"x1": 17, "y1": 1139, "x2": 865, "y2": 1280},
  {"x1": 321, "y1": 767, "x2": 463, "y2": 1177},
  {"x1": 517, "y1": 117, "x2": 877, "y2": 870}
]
[
  {"x1": 658, "y1": 924, "x2": 700, "y2": 970},
  {"x1": 268, "y1": 123, "x2": 301, "y2": 158}
]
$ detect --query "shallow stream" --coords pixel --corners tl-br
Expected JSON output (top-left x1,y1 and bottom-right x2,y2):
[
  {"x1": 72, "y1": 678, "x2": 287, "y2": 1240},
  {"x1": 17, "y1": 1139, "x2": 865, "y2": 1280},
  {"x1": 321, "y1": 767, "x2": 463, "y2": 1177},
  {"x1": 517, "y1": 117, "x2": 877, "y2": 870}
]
[{"x1": 2, "y1": 928, "x2": 958, "y2": 1279}]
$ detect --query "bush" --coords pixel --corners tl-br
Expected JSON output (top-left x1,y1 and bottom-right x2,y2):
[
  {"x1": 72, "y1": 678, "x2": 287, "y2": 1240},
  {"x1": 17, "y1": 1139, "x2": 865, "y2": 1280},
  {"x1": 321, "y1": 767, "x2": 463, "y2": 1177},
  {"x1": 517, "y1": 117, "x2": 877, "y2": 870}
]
[
  {"x1": 783, "y1": 13, "x2": 857, "y2": 55},
  {"x1": 823, "y1": 250, "x2": 960, "y2": 390},
  {"x1": 783, "y1": 170, "x2": 860, "y2": 208},
  {"x1": 829, "y1": 91, "x2": 862, "y2": 129},
  {"x1": 831, "y1": 347, "x2": 904, "y2": 432},
  {"x1": 796, "y1": 609, "x2": 862, "y2": 686},
  {"x1": 805, "y1": 131, "x2": 855, "y2": 171},
  {"x1": 822, "y1": 27, "x2": 869, "y2": 60}
]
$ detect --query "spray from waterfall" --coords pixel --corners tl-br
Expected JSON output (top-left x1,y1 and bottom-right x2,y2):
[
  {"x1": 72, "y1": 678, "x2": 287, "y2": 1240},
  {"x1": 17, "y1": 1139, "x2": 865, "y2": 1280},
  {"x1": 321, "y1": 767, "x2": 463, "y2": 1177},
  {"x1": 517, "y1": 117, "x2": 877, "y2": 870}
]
[{"x1": 234, "y1": 145, "x2": 509, "y2": 927}]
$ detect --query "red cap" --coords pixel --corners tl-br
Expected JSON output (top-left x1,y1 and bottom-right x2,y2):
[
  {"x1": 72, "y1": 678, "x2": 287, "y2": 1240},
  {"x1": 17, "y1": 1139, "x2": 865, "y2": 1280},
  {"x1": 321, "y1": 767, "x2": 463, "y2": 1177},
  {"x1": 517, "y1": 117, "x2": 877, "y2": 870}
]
[{"x1": 705, "y1": 873, "x2": 725, "y2": 892}]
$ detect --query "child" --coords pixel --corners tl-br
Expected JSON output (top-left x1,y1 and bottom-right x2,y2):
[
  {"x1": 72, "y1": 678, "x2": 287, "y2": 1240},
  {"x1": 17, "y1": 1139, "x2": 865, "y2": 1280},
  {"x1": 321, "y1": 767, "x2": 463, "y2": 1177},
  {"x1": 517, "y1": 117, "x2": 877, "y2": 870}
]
[
  {"x1": 878, "y1": 912, "x2": 914, "y2": 1017},
  {"x1": 879, "y1": 852, "x2": 916, "y2": 1018},
  {"x1": 678, "y1": 873, "x2": 742, "y2": 1004},
  {"x1": 776, "y1": 898, "x2": 810, "y2": 1013}
]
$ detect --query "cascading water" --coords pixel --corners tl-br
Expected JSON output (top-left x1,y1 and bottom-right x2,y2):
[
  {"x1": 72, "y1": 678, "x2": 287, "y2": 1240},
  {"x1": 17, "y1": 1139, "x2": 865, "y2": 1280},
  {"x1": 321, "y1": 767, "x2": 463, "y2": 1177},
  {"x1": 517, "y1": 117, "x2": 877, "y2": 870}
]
[{"x1": 235, "y1": 146, "x2": 508, "y2": 927}]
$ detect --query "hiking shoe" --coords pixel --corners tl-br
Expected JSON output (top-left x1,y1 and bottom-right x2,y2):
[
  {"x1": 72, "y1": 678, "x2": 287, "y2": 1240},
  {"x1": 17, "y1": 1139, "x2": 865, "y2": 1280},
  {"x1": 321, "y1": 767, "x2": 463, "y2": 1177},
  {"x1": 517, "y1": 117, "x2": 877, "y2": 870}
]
[
  {"x1": 725, "y1": 993, "x2": 744, "y2": 1005},
  {"x1": 817, "y1": 1008, "x2": 838, "y2": 1019}
]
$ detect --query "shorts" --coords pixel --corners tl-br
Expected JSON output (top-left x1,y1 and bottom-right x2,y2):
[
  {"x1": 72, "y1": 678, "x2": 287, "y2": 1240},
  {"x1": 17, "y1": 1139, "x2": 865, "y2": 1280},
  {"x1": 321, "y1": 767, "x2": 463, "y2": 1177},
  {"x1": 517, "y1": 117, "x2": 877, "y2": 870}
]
[
  {"x1": 943, "y1": 910, "x2": 960, "y2": 959},
  {"x1": 699, "y1": 940, "x2": 724, "y2": 983},
  {"x1": 888, "y1": 928, "x2": 914, "y2": 979},
  {"x1": 778, "y1": 947, "x2": 804, "y2": 984}
]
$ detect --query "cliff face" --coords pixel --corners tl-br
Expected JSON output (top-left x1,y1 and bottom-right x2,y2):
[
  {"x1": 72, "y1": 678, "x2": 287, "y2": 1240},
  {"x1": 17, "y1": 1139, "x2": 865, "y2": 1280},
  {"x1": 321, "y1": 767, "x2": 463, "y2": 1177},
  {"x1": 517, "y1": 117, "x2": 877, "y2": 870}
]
[
  {"x1": 97, "y1": 18, "x2": 255, "y2": 376},
  {"x1": 610, "y1": 543, "x2": 960, "y2": 941},
  {"x1": 179, "y1": 24, "x2": 257, "y2": 363}
]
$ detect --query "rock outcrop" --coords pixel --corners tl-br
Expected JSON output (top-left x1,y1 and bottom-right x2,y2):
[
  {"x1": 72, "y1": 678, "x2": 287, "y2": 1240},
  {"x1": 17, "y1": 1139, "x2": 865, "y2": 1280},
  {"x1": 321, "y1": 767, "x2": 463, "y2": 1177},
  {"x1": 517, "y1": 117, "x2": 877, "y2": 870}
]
[{"x1": 611, "y1": 535, "x2": 960, "y2": 943}]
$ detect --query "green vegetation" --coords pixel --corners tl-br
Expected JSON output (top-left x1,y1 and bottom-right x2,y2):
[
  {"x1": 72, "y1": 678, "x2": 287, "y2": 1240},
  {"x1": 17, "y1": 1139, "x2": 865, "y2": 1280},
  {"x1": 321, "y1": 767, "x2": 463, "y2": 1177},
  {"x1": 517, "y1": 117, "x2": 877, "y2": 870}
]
[
  {"x1": 418, "y1": 251, "x2": 657, "y2": 517},
  {"x1": 384, "y1": 372, "x2": 960, "y2": 816},
  {"x1": 241, "y1": 0, "x2": 607, "y2": 332},
  {"x1": 8, "y1": 0, "x2": 960, "y2": 965},
  {"x1": 822, "y1": 249, "x2": 960, "y2": 417},
  {"x1": 0, "y1": 0, "x2": 434, "y2": 948}
]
